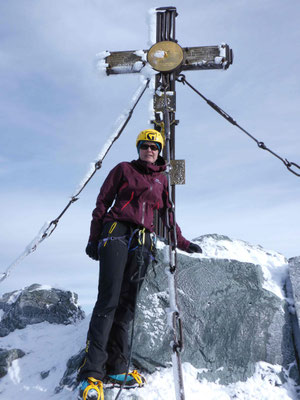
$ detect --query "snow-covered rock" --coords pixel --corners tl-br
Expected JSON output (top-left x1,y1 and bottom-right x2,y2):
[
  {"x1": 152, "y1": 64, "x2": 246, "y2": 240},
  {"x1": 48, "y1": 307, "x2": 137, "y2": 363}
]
[
  {"x1": 132, "y1": 234, "x2": 299, "y2": 385},
  {"x1": 0, "y1": 283, "x2": 85, "y2": 337},
  {"x1": 1, "y1": 235, "x2": 300, "y2": 399},
  {"x1": 0, "y1": 348, "x2": 25, "y2": 378}
]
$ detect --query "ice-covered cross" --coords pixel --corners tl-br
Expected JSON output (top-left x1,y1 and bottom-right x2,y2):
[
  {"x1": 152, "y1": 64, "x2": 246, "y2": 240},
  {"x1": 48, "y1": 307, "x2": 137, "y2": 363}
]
[
  {"x1": 104, "y1": 8, "x2": 233, "y2": 77},
  {"x1": 102, "y1": 6, "x2": 233, "y2": 221}
]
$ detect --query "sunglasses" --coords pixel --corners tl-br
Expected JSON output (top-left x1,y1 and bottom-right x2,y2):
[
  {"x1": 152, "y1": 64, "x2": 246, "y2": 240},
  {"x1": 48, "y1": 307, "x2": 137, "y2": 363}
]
[{"x1": 140, "y1": 143, "x2": 159, "y2": 151}]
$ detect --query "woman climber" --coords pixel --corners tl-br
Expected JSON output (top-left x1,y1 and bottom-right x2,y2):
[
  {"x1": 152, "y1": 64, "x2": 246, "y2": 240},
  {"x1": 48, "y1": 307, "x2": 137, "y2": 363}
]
[{"x1": 77, "y1": 129, "x2": 202, "y2": 400}]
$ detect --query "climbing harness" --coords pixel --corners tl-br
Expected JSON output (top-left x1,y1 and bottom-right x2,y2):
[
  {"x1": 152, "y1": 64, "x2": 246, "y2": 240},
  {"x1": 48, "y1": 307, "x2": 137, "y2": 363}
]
[
  {"x1": 98, "y1": 224, "x2": 157, "y2": 282},
  {"x1": 161, "y1": 78, "x2": 186, "y2": 400},
  {"x1": 0, "y1": 78, "x2": 150, "y2": 284},
  {"x1": 177, "y1": 74, "x2": 300, "y2": 177}
]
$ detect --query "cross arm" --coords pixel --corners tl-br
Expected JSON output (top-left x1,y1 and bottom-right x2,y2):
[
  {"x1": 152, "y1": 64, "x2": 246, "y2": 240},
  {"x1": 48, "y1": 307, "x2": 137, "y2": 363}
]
[
  {"x1": 182, "y1": 44, "x2": 233, "y2": 71},
  {"x1": 105, "y1": 50, "x2": 146, "y2": 75},
  {"x1": 104, "y1": 44, "x2": 233, "y2": 75}
]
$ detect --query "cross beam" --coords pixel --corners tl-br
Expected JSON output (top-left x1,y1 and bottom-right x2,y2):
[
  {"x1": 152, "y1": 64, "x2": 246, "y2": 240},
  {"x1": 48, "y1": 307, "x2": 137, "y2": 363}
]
[{"x1": 105, "y1": 44, "x2": 233, "y2": 75}]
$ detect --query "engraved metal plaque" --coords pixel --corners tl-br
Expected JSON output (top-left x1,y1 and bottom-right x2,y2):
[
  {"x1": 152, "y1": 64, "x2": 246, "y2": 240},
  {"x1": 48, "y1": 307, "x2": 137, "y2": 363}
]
[
  {"x1": 170, "y1": 160, "x2": 185, "y2": 185},
  {"x1": 154, "y1": 91, "x2": 176, "y2": 112}
]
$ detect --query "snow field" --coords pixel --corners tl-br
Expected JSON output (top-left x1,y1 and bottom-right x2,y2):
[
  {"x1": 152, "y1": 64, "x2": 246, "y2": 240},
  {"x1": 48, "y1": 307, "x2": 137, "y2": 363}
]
[{"x1": 1, "y1": 317, "x2": 299, "y2": 400}]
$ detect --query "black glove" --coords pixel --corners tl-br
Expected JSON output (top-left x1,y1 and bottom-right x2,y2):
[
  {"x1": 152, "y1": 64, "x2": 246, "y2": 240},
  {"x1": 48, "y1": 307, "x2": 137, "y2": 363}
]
[
  {"x1": 85, "y1": 241, "x2": 99, "y2": 261},
  {"x1": 187, "y1": 242, "x2": 202, "y2": 254}
]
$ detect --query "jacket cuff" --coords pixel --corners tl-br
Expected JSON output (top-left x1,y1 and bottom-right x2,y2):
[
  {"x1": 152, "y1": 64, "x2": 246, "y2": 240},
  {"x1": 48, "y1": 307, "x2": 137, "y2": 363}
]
[{"x1": 177, "y1": 239, "x2": 191, "y2": 252}]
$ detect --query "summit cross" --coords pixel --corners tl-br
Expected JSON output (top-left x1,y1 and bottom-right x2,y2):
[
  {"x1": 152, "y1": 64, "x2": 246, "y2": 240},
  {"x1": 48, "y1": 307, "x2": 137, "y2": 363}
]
[{"x1": 103, "y1": 6, "x2": 233, "y2": 200}]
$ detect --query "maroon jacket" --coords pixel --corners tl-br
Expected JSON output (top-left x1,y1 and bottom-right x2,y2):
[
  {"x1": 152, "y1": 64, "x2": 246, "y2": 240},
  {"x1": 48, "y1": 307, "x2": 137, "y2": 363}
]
[{"x1": 89, "y1": 157, "x2": 190, "y2": 251}]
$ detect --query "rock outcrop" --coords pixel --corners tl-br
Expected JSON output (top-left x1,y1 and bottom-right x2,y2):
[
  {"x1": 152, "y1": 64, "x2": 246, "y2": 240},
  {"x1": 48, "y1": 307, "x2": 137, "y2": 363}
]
[
  {"x1": 132, "y1": 237, "x2": 298, "y2": 385},
  {"x1": 0, "y1": 348, "x2": 25, "y2": 378},
  {"x1": 0, "y1": 283, "x2": 85, "y2": 337}
]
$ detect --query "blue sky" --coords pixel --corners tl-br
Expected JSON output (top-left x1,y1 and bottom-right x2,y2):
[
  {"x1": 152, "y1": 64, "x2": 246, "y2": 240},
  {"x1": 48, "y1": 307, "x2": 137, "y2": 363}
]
[{"x1": 1, "y1": 0, "x2": 300, "y2": 311}]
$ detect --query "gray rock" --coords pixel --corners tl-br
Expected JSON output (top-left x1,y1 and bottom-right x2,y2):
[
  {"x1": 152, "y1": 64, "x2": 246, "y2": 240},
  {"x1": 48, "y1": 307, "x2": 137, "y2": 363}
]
[
  {"x1": 40, "y1": 370, "x2": 51, "y2": 379},
  {"x1": 55, "y1": 349, "x2": 85, "y2": 393},
  {"x1": 0, "y1": 348, "x2": 25, "y2": 378},
  {"x1": 132, "y1": 244, "x2": 298, "y2": 385},
  {"x1": 286, "y1": 256, "x2": 300, "y2": 378},
  {"x1": 288, "y1": 257, "x2": 300, "y2": 323},
  {"x1": 0, "y1": 283, "x2": 85, "y2": 337}
]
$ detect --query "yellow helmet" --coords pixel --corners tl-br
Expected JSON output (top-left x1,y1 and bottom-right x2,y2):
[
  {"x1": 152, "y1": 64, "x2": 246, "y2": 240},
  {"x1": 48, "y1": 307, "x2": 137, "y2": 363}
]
[{"x1": 136, "y1": 129, "x2": 164, "y2": 151}]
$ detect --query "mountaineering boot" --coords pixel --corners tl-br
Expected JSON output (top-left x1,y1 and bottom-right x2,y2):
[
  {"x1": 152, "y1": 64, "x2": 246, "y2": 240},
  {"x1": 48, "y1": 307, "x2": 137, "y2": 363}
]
[
  {"x1": 106, "y1": 370, "x2": 145, "y2": 388},
  {"x1": 78, "y1": 377, "x2": 104, "y2": 400}
]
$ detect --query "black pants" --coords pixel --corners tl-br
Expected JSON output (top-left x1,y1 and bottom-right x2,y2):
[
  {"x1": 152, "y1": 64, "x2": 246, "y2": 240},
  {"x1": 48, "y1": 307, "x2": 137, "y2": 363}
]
[{"x1": 78, "y1": 221, "x2": 152, "y2": 381}]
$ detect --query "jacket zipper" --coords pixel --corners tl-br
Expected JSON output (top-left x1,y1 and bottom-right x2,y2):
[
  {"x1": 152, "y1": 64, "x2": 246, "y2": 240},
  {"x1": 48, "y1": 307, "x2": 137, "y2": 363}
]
[
  {"x1": 141, "y1": 201, "x2": 145, "y2": 225},
  {"x1": 121, "y1": 191, "x2": 134, "y2": 211}
]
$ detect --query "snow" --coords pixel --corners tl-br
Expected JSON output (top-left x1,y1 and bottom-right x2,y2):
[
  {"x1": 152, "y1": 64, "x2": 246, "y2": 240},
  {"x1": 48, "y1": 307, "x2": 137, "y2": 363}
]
[
  {"x1": 139, "y1": 291, "x2": 166, "y2": 347},
  {"x1": 218, "y1": 43, "x2": 226, "y2": 58},
  {"x1": 214, "y1": 56, "x2": 223, "y2": 64},
  {"x1": 133, "y1": 60, "x2": 144, "y2": 72},
  {"x1": 95, "y1": 50, "x2": 110, "y2": 77},
  {"x1": 165, "y1": 266, "x2": 179, "y2": 314},
  {"x1": 218, "y1": 44, "x2": 229, "y2": 68},
  {"x1": 30, "y1": 284, "x2": 53, "y2": 292},
  {"x1": 147, "y1": 77, "x2": 155, "y2": 121},
  {"x1": 134, "y1": 50, "x2": 147, "y2": 62},
  {"x1": 191, "y1": 60, "x2": 207, "y2": 67},
  {"x1": 147, "y1": 8, "x2": 157, "y2": 47},
  {"x1": 5, "y1": 289, "x2": 21, "y2": 304},
  {"x1": 153, "y1": 50, "x2": 166, "y2": 59},
  {"x1": 1, "y1": 319, "x2": 299, "y2": 400}
]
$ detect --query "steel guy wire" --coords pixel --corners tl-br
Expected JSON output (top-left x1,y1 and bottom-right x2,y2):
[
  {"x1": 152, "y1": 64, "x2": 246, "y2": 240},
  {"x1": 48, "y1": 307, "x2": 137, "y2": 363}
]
[
  {"x1": 177, "y1": 74, "x2": 300, "y2": 177},
  {"x1": 0, "y1": 78, "x2": 150, "y2": 284}
]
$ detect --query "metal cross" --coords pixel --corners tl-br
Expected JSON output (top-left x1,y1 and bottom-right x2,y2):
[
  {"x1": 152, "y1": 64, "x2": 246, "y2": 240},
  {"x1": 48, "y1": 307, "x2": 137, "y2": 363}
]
[{"x1": 103, "y1": 6, "x2": 233, "y2": 233}]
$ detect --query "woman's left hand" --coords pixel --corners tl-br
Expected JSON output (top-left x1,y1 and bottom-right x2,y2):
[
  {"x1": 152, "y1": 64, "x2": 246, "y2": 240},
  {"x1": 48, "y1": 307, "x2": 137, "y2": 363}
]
[{"x1": 187, "y1": 243, "x2": 202, "y2": 254}]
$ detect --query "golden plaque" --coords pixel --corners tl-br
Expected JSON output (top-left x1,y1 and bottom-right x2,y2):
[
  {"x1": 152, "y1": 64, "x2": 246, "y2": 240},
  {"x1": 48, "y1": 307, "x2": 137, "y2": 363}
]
[{"x1": 147, "y1": 41, "x2": 184, "y2": 72}]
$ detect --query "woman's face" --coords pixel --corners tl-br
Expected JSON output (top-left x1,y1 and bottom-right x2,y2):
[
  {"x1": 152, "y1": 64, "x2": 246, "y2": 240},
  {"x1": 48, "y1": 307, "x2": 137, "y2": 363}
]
[{"x1": 139, "y1": 141, "x2": 159, "y2": 163}]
